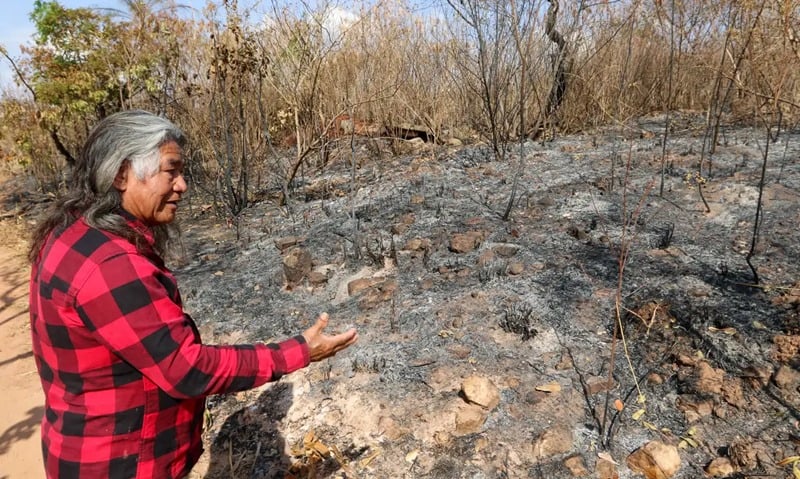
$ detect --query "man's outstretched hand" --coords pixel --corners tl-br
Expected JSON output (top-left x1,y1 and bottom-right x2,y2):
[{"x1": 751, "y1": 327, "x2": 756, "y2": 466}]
[{"x1": 301, "y1": 313, "x2": 358, "y2": 362}]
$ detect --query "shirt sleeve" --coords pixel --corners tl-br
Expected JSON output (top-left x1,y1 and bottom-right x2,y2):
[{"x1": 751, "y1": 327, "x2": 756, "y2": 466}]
[{"x1": 73, "y1": 251, "x2": 310, "y2": 399}]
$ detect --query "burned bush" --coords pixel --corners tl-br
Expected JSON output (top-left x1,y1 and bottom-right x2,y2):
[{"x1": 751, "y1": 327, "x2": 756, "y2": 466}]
[{"x1": 500, "y1": 300, "x2": 538, "y2": 340}]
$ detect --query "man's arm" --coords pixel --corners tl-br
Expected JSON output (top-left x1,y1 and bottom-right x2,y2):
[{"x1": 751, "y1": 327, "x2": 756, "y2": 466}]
[{"x1": 74, "y1": 252, "x2": 310, "y2": 398}]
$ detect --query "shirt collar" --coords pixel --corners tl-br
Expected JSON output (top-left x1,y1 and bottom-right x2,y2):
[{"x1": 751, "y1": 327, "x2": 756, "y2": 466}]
[{"x1": 118, "y1": 208, "x2": 156, "y2": 248}]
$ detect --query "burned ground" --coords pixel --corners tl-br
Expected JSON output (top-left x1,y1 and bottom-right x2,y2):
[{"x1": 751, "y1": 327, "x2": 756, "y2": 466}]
[
  {"x1": 5, "y1": 114, "x2": 798, "y2": 478},
  {"x1": 172, "y1": 114, "x2": 800, "y2": 479}
]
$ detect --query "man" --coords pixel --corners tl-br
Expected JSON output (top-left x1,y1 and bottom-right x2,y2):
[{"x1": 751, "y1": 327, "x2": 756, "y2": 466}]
[{"x1": 28, "y1": 110, "x2": 358, "y2": 478}]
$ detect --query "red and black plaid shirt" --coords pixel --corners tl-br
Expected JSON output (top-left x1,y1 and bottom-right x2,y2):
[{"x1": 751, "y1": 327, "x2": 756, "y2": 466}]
[{"x1": 29, "y1": 214, "x2": 309, "y2": 479}]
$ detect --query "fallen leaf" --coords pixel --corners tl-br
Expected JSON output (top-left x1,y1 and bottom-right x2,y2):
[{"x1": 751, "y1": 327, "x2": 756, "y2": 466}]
[
  {"x1": 614, "y1": 399, "x2": 624, "y2": 411},
  {"x1": 405, "y1": 449, "x2": 419, "y2": 463},
  {"x1": 708, "y1": 326, "x2": 737, "y2": 335},
  {"x1": 632, "y1": 408, "x2": 646, "y2": 421},
  {"x1": 359, "y1": 449, "x2": 381, "y2": 468},
  {"x1": 303, "y1": 430, "x2": 316, "y2": 446},
  {"x1": 535, "y1": 382, "x2": 562, "y2": 393},
  {"x1": 680, "y1": 436, "x2": 698, "y2": 448},
  {"x1": 778, "y1": 456, "x2": 800, "y2": 466},
  {"x1": 312, "y1": 441, "x2": 330, "y2": 456},
  {"x1": 643, "y1": 421, "x2": 657, "y2": 431},
  {"x1": 597, "y1": 451, "x2": 618, "y2": 465}
]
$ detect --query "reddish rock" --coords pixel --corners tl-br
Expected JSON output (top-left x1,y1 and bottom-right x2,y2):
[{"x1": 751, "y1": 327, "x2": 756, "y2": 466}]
[
  {"x1": 449, "y1": 231, "x2": 483, "y2": 253},
  {"x1": 695, "y1": 362, "x2": 724, "y2": 395},
  {"x1": 626, "y1": 441, "x2": 681, "y2": 479},
  {"x1": 531, "y1": 426, "x2": 573, "y2": 462},
  {"x1": 282, "y1": 247, "x2": 312, "y2": 284}
]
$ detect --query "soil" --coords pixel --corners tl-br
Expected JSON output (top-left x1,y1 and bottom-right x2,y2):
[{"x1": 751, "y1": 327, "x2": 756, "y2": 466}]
[
  {"x1": 0, "y1": 217, "x2": 44, "y2": 479},
  {"x1": 2, "y1": 114, "x2": 800, "y2": 479}
]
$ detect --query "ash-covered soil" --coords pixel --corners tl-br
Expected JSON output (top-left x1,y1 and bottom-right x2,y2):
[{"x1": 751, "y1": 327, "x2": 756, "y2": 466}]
[{"x1": 171, "y1": 115, "x2": 797, "y2": 478}]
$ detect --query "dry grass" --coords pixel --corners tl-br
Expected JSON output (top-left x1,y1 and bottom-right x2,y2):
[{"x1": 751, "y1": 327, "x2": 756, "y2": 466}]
[{"x1": 1, "y1": 0, "x2": 798, "y2": 204}]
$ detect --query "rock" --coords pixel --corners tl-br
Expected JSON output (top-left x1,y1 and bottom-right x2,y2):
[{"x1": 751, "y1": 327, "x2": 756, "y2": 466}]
[
  {"x1": 449, "y1": 231, "x2": 483, "y2": 253},
  {"x1": 307, "y1": 271, "x2": 328, "y2": 286},
  {"x1": 531, "y1": 426, "x2": 573, "y2": 461},
  {"x1": 507, "y1": 262, "x2": 524, "y2": 275},
  {"x1": 530, "y1": 261, "x2": 546, "y2": 271},
  {"x1": 772, "y1": 335, "x2": 800, "y2": 362},
  {"x1": 398, "y1": 213, "x2": 416, "y2": 224},
  {"x1": 626, "y1": 441, "x2": 681, "y2": 479},
  {"x1": 704, "y1": 457, "x2": 735, "y2": 477},
  {"x1": 538, "y1": 196, "x2": 556, "y2": 207},
  {"x1": 406, "y1": 137, "x2": 426, "y2": 149},
  {"x1": 688, "y1": 285, "x2": 711, "y2": 297},
  {"x1": 646, "y1": 373, "x2": 664, "y2": 385},
  {"x1": 274, "y1": 235, "x2": 305, "y2": 251},
  {"x1": 392, "y1": 213, "x2": 416, "y2": 235},
  {"x1": 404, "y1": 237, "x2": 429, "y2": 251},
  {"x1": 282, "y1": 247, "x2": 312, "y2": 284},
  {"x1": 566, "y1": 225, "x2": 590, "y2": 242},
  {"x1": 454, "y1": 403, "x2": 487, "y2": 435},
  {"x1": 347, "y1": 277, "x2": 384, "y2": 296},
  {"x1": 563, "y1": 454, "x2": 589, "y2": 476},
  {"x1": 447, "y1": 344, "x2": 471, "y2": 360},
  {"x1": 461, "y1": 375, "x2": 500, "y2": 410},
  {"x1": 357, "y1": 279, "x2": 398, "y2": 310},
  {"x1": 596, "y1": 457, "x2": 619, "y2": 479},
  {"x1": 773, "y1": 365, "x2": 800, "y2": 389},
  {"x1": 676, "y1": 396, "x2": 713, "y2": 423},
  {"x1": 476, "y1": 249, "x2": 495, "y2": 266},
  {"x1": 721, "y1": 378, "x2": 746, "y2": 407},
  {"x1": 391, "y1": 223, "x2": 410, "y2": 235},
  {"x1": 729, "y1": 439, "x2": 758, "y2": 469},
  {"x1": 742, "y1": 365, "x2": 772, "y2": 388},
  {"x1": 555, "y1": 354, "x2": 573, "y2": 370},
  {"x1": 427, "y1": 367, "x2": 462, "y2": 393},
  {"x1": 491, "y1": 243, "x2": 520, "y2": 258},
  {"x1": 695, "y1": 362, "x2": 725, "y2": 395},
  {"x1": 586, "y1": 376, "x2": 616, "y2": 395},
  {"x1": 676, "y1": 354, "x2": 697, "y2": 367}
]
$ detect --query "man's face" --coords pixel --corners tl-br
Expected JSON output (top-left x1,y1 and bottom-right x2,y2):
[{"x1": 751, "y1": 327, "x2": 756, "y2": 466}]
[{"x1": 117, "y1": 141, "x2": 187, "y2": 225}]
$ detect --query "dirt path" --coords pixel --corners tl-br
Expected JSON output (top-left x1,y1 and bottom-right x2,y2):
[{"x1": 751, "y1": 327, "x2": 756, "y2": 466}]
[{"x1": 0, "y1": 230, "x2": 44, "y2": 479}]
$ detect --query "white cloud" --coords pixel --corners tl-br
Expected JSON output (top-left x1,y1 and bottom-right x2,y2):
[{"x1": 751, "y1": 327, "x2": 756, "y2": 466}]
[{"x1": 322, "y1": 6, "x2": 358, "y2": 37}]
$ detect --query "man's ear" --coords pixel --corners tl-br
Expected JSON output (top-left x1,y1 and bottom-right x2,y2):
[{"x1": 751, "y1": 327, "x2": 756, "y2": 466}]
[{"x1": 113, "y1": 161, "x2": 130, "y2": 191}]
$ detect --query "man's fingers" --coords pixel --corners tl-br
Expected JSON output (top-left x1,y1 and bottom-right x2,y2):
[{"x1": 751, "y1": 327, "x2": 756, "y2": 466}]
[
  {"x1": 303, "y1": 313, "x2": 358, "y2": 361},
  {"x1": 308, "y1": 313, "x2": 329, "y2": 336},
  {"x1": 334, "y1": 329, "x2": 358, "y2": 346},
  {"x1": 323, "y1": 329, "x2": 358, "y2": 357}
]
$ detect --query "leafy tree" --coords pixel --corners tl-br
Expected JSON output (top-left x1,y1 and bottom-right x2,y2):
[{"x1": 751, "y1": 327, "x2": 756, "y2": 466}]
[
  {"x1": 23, "y1": 0, "x2": 122, "y2": 165},
  {"x1": 10, "y1": 0, "x2": 198, "y2": 187}
]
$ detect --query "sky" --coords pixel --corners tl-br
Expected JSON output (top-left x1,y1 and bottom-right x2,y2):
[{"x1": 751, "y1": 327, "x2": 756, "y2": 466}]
[
  {"x1": 0, "y1": 0, "x2": 439, "y2": 94},
  {"x1": 0, "y1": 0, "x2": 212, "y2": 92}
]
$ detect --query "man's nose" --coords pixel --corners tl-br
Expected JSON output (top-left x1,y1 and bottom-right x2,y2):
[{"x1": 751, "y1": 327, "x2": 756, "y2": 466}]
[{"x1": 174, "y1": 174, "x2": 188, "y2": 193}]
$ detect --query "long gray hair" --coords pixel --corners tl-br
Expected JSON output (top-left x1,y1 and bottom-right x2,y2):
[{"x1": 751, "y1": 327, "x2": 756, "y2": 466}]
[{"x1": 29, "y1": 110, "x2": 186, "y2": 262}]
